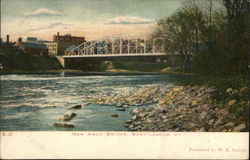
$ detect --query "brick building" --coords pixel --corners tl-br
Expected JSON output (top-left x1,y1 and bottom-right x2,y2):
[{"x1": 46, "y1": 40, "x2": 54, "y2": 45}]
[
  {"x1": 53, "y1": 32, "x2": 85, "y2": 55},
  {"x1": 16, "y1": 38, "x2": 48, "y2": 56}
]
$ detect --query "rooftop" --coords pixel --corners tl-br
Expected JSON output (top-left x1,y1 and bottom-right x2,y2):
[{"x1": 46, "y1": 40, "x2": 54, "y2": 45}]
[{"x1": 22, "y1": 42, "x2": 47, "y2": 49}]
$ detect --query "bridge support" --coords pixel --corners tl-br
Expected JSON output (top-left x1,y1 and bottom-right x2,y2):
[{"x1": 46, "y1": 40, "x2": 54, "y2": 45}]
[{"x1": 56, "y1": 56, "x2": 65, "y2": 68}]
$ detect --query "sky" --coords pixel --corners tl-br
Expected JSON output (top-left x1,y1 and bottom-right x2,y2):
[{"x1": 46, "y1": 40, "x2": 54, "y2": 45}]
[{"x1": 1, "y1": 0, "x2": 185, "y2": 41}]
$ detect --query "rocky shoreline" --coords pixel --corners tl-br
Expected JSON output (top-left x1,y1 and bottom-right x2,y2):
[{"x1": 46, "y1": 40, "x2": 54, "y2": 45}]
[
  {"x1": 128, "y1": 85, "x2": 248, "y2": 132},
  {"x1": 52, "y1": 84, "x2": 248, "y2": 132},
  {"x1": 84, "y1": 85, "x2": 169, "y2": 107}
]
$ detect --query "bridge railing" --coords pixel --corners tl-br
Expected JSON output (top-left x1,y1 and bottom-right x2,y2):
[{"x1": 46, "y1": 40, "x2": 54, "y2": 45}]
[{"x1": 68, "y1": 38, "x2": 165, "y2": 56}]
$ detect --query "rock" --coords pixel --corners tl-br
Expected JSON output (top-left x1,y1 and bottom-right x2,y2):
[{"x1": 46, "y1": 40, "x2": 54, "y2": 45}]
[
  {"x1": 161, "y1": 115, "x2": 167, "y2": 119},
  {"x1": 116, "y1": 108, "x2": 125, "y2": 111},
  {"x1": 147, "y1": 119, "x2": 153, "y2": 123},
  {"x1": 196, "y1": 127, "x2": 206, "y2": 132},
  {"x1": 226, "y1": 88, "x2": 233, "y2": 93},
  {"x1": 233, "y1": 123, "x2": 246, "y2": 132},
  {"x1": 200, "y1": 112, "x2": 207, "y2": 120},
  {"x1": 149, "y1": 112, "x2": 156, "y2": 118},
  {"x1": 200, "y1": 104, "x2": 210, "y2": 110},
  {"x1": 132, "y1": 115, "x2": 137, "y2": 120},
  {"x1": 125, "y1": 120, "x2": 132, "y2": 124},
  {"x1": 225, "y1": 122, "x2": 235, "y2": 129},
  {"x1": 129, "y1": 124, "x2": 134, "y2": 129},
  {"x1": 227, "y1": 114, "x2": 236, "y2": 119},
  {"x1": 239, "y1": 87, "x2": 248, "y2": 95},
  {"x1": 53, "y1": 123, "x2": 75, "y2": 128},
  {"x1": 228, "y1": 99, "x2": 237, "y2": 106},
  {"x1": 60, "y1": 117, "x2": 71, "y2": 121},
  {"x1": 116, "y1": 102, "x2": 123, "y2": 107},
  {"x1": 110, "y1": 113, "x2": 119, "y2": 117},
  {"x1": 132, "y1": 108, "x2": 139, "y2": 114},
  {"x1": 217, "y1": 108, "x2": 229, "y2": 116},
  {"x1": 60, "y1": 112, "x2": 77, "y2": 121},
  {"x1": 214, "y1": 119, "x2": 223, "y2": 127},
  {"x1": 134, "y1": 121, "x2": 141, "y2": 125},
  {"x1": 173, "y1": 86, "x2": 183, "y2": 92},
  {"x1": 191, "y1": 100, "x2": 198, "y2": 106},
  {"x1": 232, "y1": 89, "x2": 238, "y2": 95},
  {"x1": 68, "y1": 105, "x2": 82, "y2": 109}
]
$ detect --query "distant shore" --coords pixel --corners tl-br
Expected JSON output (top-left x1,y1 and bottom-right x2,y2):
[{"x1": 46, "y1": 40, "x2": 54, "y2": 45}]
[{"x1": 0, "y1": 68, "x2": 197, "y2": 76}]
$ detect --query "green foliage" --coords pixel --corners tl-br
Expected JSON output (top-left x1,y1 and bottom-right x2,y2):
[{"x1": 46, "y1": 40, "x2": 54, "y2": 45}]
[
  {"x1": 0, "y1": 45, "x2": 62, "y2": 72},
  {"x1": 154, "y1": 0, "x2": 250, "y2": 76}
]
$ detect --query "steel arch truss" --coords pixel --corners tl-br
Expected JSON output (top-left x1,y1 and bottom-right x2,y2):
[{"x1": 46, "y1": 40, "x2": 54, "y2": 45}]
[{"x1": 68, "y1": 38, "x2": 165, "y2": 56}]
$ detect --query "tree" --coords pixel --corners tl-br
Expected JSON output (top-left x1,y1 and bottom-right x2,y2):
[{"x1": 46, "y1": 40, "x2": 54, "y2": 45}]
[
  {"x1": 221, "y1": 0, "x2": 250, "y2": 74},
  {"x1": 154, "y1": 1, "x2": 208, "y2": 71}
]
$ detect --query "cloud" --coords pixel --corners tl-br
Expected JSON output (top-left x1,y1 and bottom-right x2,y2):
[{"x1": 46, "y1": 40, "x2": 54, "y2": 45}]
[
  {"x1": 104, "y1": 16, "x2": 153, "y2": 25},
  {"x1": 29, "y1": 22, "x2": 72, "y2": 32},
  {"x1": 24, "y1": 8, "x2": 63, "y2": 17}
]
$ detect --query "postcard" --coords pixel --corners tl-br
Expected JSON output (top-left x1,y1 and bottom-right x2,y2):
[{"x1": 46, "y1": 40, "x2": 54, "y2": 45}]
[{"x1": 0, "y1": 0, "x2": 249, "y2": 159}]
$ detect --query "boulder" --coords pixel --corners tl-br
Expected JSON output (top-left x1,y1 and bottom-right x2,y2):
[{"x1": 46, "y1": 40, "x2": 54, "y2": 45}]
[
  {"x1": 225, "y1": 122, "x2": 235, "y2": 129},
  {"x1": 191, "y1": 100, "x2": 198, "y2": 106},
  {"x1": 147, "y1": 119, "x2": 153, "y2": 123},
  {"x1": 132, "y1": 115, "x2": 137, "y2": 120},
  {"x1": 196, "y1": 127, "x2": 206, "y2": 132},
  {"x1": 233, "y1": 123, "x2": 246, "y2": 132},
  {"x1": 226, "y1": 88, "x2": 233, "y2": 93},
  {"x1": 110, "y1": 113, "x2": 119, "y2": 117},
  {"x1": 200, "y1": 112, "x2": 207, "y2": 120},
  {"x1": 239, "y1": 87, "x2": 248, "y2": 95},
  {"x1": 116, "y1": 108, "x2": 126, "y2": 111},
  {"x1": 132, "y1": 108, "x2": 139, "y2": 114},
  {"x1": 214, "y1": 119, "x2": 223, "y2": 127},
  {"x1": 68, "y1": 105, "x2": 82, "y2": 109},
  {"x1": 53, "y1": 123, "x2": 75, "y2": 128},
  {"x1": 216, "y1": 108, "x2": 229, "y2": 116},
  {"x1": 125, "y1": 120, "x2": 132, "y2": 124},
  {"x1": 60, "y1": 112, "x2": 77, "y2": 121}
]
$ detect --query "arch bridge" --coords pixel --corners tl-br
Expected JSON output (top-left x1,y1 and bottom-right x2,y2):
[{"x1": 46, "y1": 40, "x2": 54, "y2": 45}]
[
  {"x1": 63, "y1": 38, "x2": 166, "y2": 58},
  {"x1": 58, "y1": 38, "x2": 169, "y2": 68}
]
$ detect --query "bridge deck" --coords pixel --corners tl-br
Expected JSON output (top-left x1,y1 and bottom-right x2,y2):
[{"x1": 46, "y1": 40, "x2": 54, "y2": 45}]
[{"x1": 63, "y1": 53, "x2": 167, "y2": 58}]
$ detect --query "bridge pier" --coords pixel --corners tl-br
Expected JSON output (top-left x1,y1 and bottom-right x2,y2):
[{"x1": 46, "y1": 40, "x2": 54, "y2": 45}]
[{"x1": 56, "y1": 56, "x2": 65, "y2": 68}]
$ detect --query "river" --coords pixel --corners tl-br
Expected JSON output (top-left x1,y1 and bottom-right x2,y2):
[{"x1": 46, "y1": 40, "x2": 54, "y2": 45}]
[{"x1": 0, "y1": 72, "x2": 185, "y2": 131}]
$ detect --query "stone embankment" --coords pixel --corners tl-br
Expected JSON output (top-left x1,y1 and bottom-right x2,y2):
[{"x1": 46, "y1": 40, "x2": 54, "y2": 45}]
[{"x1": 128, "y1": 85, "x2": 249, "y2": 132}]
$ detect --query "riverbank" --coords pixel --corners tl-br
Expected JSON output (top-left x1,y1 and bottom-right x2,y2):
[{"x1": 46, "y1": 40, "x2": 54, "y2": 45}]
[
  {"x1": 80, "y1": 74, "x2": 249, "y2": 132},
  {"x1": 128, "y1": 85, "x2": 249, "y2": 132},
  {"x1": 0, "y1": 53, "x2": 63, "y2": 73}
]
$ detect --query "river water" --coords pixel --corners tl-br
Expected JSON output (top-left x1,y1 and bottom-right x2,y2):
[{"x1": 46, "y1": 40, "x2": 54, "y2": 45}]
[{"x1": 0, "y1": 72, "x2": 184, "y2": 131}]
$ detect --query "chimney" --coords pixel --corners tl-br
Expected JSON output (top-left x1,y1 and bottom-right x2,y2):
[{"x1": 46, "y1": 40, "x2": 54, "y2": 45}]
[
  {"x1": 18, "y1": 37, "x2": 22, "y2": 43},
  {"x1": 6, "y1": 35, "x2": 9, "y2": 43},
  {"x1": 57, "y1": 32, "x2": 59, "y2": 43}
]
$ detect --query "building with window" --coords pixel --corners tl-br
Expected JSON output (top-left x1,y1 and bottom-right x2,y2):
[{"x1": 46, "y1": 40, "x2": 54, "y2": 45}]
[
  {"x1": 53, "y1": 33, "x2": 85, "y2": 45},
  {"x1": 38, "y1": 40, "x2": 58, "y2": 56},
  {"x1": 53, "y1": 32, "x2": 86, "y2": 55},
  {"x1": 16, "y1": 38, "x2": 48, "y2": 56}
]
